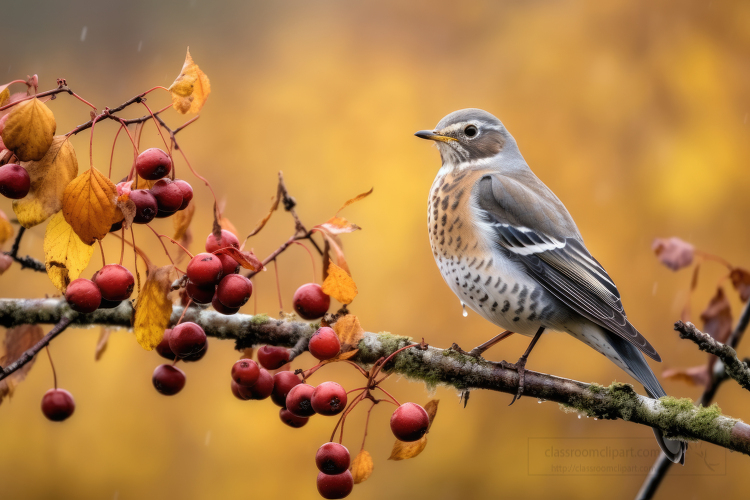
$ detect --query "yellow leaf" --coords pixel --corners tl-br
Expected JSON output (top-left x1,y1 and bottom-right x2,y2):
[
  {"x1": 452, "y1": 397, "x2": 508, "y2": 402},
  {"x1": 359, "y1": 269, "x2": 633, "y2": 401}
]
[
  {"x1": 134, "y1": 265, "x2": 174, "y2": 350},
  {"x1": 169, "y1": 48, "x2": 211, "y2": 114},
  {"x1": 351, "y1": 450, "x2": 374, "y2": 484},
  {"x1": 173, "y1": 200, "x2": 195, "y2": 241},
  {"x1": 0, "y1": 86, "x2": 9, "y2": 107},
  {"x1": 1, "y1": 97, "x2": 56, "y2": 161},
  {"x1": 0, "y1": 209, "x2": 13, "y2": 245},
  {"x1": 43, "y1": 211, "x2": 94, "y2": 292},
  {"x1": 12, "y1": 136, "x2": 78, "y2": 228},
  {"x1": 332, "y1": 314, "x2": 365, "y2": 350},
  {"x1": 321, "y1": 260, "x2": 358, "y2": 304},
  {"x1": 0, "y1": 325, "x2": 44, "y2": 404},
  {"x1": 388, "y1": 436, "x2": 427, "y2": 461},
  {"x1": 62, "y1": 167, "x2": 117, "y2": 245},
  {"x1": 219, "y1": 215, "x2": 238, "y2": 239}
]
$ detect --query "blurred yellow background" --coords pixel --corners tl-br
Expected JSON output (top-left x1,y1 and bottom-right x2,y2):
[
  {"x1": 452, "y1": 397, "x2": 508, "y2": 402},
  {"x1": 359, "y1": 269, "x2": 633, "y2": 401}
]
[{"x1": 1, "y1": 0, "x2": 749, "y2": 499}]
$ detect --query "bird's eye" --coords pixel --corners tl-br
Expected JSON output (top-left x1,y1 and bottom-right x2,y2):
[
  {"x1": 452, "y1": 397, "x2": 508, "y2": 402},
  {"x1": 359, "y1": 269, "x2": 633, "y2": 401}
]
[{"x1": 464, "y1": 125, "x2": 478, "y2": 138}]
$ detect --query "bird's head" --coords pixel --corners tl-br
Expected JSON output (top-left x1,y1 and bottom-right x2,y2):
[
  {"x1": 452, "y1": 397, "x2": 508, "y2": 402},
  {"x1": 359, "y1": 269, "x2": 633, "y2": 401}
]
[{"x1": 415, "y1": 108, "x2": 512, "y2": 169}]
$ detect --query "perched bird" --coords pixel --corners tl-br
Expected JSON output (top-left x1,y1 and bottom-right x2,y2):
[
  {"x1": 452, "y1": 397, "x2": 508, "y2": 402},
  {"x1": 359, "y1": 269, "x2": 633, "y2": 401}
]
[{"x1": 416, "y1": 108, "x2": 686, "y2": 464}]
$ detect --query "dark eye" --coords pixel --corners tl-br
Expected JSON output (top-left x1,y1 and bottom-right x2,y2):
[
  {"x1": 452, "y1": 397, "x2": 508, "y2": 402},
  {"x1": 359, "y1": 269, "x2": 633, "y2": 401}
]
[{"x1": 464, "y1": 125, "x2": 478, "y2": 138}]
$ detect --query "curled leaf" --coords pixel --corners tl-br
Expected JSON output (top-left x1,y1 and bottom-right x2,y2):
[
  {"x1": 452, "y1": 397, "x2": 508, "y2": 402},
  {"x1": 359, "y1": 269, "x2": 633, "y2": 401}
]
[
  {"x1": 12, "y1": 135, "x2": 78, "y2": 228},
  {"x1": 246, "y1": 191, "x2": 280, "y2": 239},
  {"x1": 62, "y1": 167, "x2": 117, "y2": 245},
  {"x1": 43, "y1": 211, "x2": 94, "y2": 292},
  {"x1": 652, "y1": 237, "x2": 694, "y2": 271},
  {"x1": 700, "y1": 287, "x2": 732, "y2": 344},
  {"x1": 730, "y1": 268, "x2": 750, "y2": 303},
  {"x1": 0, "y1": 325, "x2": 44, "y2": 404},
  {"x1": 214, "y1": 247, "x2": 262, "y2": 271},
  {"x1": 316, "y1": 216, "x2": 361, "y2": 235},
  {"x1": 134, "y1": 265, "x2": 174, "y2": 350},
  {"x1": 169, "y1": 48, "x2": 211, "y2": 114},
  {"x1": 332, "y1": 314, "x2": 365, "y2": 351},
  {"x1": 1, "y1": 97, "x2": 56, "y2": 161},
  {"x1": 351, "y1": 450, "x2": 373, "y2": 484},
  {"x1": 321, "y1": 260, "x2": 358, "y2": 304},
  {"x1": 336, "y1": 187, "x2": 373, "y2": 214}
]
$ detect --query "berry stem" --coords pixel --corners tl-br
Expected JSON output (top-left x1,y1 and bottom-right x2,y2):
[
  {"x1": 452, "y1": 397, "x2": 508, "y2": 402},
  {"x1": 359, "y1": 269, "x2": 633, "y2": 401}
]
[
  {"x1": 97, "y1": 239, "x2": 106, "y2": 267},
  {"x1": 109, "y1": 123, "x2": 125, "y2": 178},
  {"x1": 273, "y1": 260, "x2": 283, "y2": 313},
  {"x1": 342, "y1": 360, "x2": 370, "y2": 378},
  {"x1": 145, "y1": 226, "x2": 194, "y2": 260},
  {"x1": 176, "y1": 300, "x2": 191, "y2": 325},
  {"x1": 174, "y1": 145, "x2": 221, "y2": 222},
  {"x1": 88, "y1": 114, "x2": 102, "y2": 170},
  {"x1": 131, "y1": 226, "x2": 142, "y2": 295},
  {"x1": 359, "y1": 401, "x2": 378, "y2": 452},
  {"x1": 140, "y1": 101, "x2": 173, "y2": 160},
  {"x1": 374, "y1": 386, "x2": 400, "y2": 407},
  {"x1": 370, "y1": 343, "x2": 422, "y2": 381},
  {"x1": 45, "y1": 345, "x2": 57, "y2": 390},
  {"x1": 291, "y1": 241, "x2": 317, "y2": 284},
  {"x1": 119, "y1": 227, "x2": 126, "y2": 266},
  {"x1": 141, "y1": 86, "x2": 171, "y2": 96},
  {"x1": 329, "y1": 390, "x2": 366, "y2": 444}
]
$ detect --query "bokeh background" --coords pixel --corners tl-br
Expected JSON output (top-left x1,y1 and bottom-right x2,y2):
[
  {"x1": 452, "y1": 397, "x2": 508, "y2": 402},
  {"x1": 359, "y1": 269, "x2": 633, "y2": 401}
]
[{"x1": 1, "y1": 0, "x2": 749, "y2": 499}]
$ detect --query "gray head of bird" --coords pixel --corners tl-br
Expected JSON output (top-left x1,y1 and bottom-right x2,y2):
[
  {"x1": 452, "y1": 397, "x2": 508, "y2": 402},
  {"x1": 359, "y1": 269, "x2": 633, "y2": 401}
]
[{"x1": 415, "y1": 108, "x2": 519, "y2": 169}]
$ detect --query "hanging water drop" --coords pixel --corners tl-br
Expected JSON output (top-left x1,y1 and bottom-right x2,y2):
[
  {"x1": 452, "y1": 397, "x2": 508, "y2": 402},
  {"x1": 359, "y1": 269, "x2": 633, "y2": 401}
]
[
  {"x1": 462, "y1": 302, "x2": 468, "y2": 317},
  {"x1": 578, "y1": 415, "x2": 582, "y2": 419}
]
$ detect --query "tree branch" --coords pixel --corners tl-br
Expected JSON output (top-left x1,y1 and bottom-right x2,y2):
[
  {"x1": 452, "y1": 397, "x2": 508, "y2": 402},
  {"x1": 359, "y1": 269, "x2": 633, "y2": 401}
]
[
  {"x1": 1, "y1": 297, "x2": 750, "y2": 456},
  {"x1": 0, "y1": 314, "x2": 74, "y2": 382},
  {"x1": 2, "y1": 227, "x2": 45, "y2": 272},
  {"x1": 675, "y1": 320, "x2": 750, "y2": 392}
]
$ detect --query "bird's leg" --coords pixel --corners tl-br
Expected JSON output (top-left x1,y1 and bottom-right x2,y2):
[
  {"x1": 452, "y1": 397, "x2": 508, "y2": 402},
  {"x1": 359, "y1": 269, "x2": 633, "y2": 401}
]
[
  {"x1": 450, "y1": 330, "x2": 515, "y2": 358},
  {"x1": 501, "y1": 326, "x2": 545, "y2": 406}
]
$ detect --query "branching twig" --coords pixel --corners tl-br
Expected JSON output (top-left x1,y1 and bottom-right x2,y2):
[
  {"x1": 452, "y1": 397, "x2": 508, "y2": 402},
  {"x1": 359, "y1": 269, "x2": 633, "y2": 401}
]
[
  {"x1": 0, "y1": 314, "x2": 74, "y2": 382},
  {"x1": 2, "y1": 297, "x2": 750, "y2": 456},
  {"x1": 637, "y1": 299, "x2": 750, "y2": 500},
  {"x1": 2, "y1": 227, "x2": 45, "y2": 272},
  {"x1": 674, "y1": 321, "x2": 750, "y2": 392}
]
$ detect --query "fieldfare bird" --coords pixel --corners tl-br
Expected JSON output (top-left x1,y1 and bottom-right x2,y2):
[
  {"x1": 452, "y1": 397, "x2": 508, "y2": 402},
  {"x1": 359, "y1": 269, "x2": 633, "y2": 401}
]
[{"x1": 416, "y1": 108, "x2": 686, "y2": 464}]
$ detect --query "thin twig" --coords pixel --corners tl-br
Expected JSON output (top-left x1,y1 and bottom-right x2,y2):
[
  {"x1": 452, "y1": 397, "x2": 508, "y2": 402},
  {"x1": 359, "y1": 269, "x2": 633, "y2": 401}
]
[
  {"x1": 2, "y1": 226, "x2": 45, "y2": 272},
  {"x1": 0, "y1": 315, "x2": 74, "y2": 382}
]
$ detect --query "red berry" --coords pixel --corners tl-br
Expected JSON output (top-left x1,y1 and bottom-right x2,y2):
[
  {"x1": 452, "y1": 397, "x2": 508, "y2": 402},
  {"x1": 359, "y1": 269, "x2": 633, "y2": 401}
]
[
  {"x1": 98, "y1": 297, "x2": 122, "y2": 309},
  {"x1": 315, "y1": 443, "x2": 350, "y2": 474},
  {"x1": 130, "y1": 189, "x2": 158, "y2": 224},
  {"x1": 232, "y1": 359, "x2": 260, "y2": 387},
  {"x1": 246, "y1": 368, "x2": 274, "y2": 400},
  {"x1": 390, "y1": 402, "x2": 429, "y2": 442},
  {"x1": 41, "y1": 388, "x2": 75, "y2": 421},
  {"x1": 286, "y1": 383, "x2": 316, "y2": 417},
  {"x1": 110, "y1": 220, "x2": 123, "y2": 232},
  {"x1": 311, "y1": 382, "x2": 347, "y2": 416},
  {"x1": 64, "y1": 278, "x2": 101, "y2": 313},
  {"x1": 152, "y1": 364, "x2": 186, "y2": 395},
  {"x1": 186, "y1": 280, "x2": 215, "y2": 304},
  {"x1": 173, "y1": 179, "x2": 193, "y2": 210},
  {"x1": 217, "y1": 253, "x2": 240, "y2": 276},
  {"x1": 271, "y1": 371, "x2": 302, "y2": 407},
  {"x1": 93, "y1": 264, "x2": 134, "y2": 301},
  {"x1": 212, "y1": 294, "x2": 239, "y2": 315},
  {"x1": 187, "y1": 253, "x2": 223, "y2": 287},
  {"x1": 309, "y1": 327, "x2": 341, "y2": 361},
  {"x1": 182, "y1": 339, "x2": 208, "y2": 362},
  {"x1": 205, "y1": 229, "x2": 240, "y2": 253},
  {"x1": 216, "y1": 274, "x2": 252, "y2": 308},
  {"x1": 169, "y1": 322, "x2": 207, "y2": 358},
  {"x1": 279, "y1": 407, "x2": 309, "y2": 428},
  {"x1": 316, "y1": 471, "x2": 353, "y2": 499},
  {"x1": 136, "y1": 148, "x2": 172, "y2": 180},
  {"x1": 231, "y1": 380, "x2": 252, "y2": 401},
  {"x1": 156, "y1": 329, "x2": 176, "y2": 361},
  {"x1": 0, "y1": 164, "x2": 30, "y2": 199},
  {"x1": 293, "y1": 283, "x2": 330, "y2": 320},
  {"x1": 150, "y1": 178, "x2": 183, "y2": 214},
  {"x1": 257, "y1": 345, "x2": 290, "y2": 370}
]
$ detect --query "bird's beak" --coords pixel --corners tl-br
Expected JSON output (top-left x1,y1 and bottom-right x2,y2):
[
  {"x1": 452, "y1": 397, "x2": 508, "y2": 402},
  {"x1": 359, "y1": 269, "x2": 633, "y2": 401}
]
[{"x1": 414, "y1": 130, "x2": 457, "y2": 143}]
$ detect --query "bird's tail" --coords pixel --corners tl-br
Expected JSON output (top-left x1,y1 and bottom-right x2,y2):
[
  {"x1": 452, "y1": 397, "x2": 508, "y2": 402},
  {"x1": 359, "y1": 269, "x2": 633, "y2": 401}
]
[{"x1": 604, "y1": 331, "x2": 687, "y2": 464}]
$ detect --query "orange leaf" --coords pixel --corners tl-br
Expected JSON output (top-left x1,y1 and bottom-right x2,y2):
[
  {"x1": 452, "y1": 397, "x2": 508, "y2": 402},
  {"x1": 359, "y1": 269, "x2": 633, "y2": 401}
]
[
  {"x1": 351, "y1": 450, "x2": 374, "y2": 484},
  {"x1": 0, "y1": 325, "x2": 44, "y2": 404},
  {"x1": 320, "y1": 349, "x2": 360, "y2": 366},
  {"x1": 169, "y1": 48, "x2": 211, "y2": 114},
  {"x1": 321, "y1": 260, "x2": 357, "y2": 305},
  {"x1": 388, "y1": 436, "x2": 427, "y2": 461},
  {"x1": 316, "y1": 216, "x2": 361, "y2": 235},
  {"x1": 424, "y1": 399, "x2": 440, "y2": 430},
  {"x1": 246, "y1": 191, "x2": 281, "y2": 239},
  {"x1": 133, "y1": 265, "x2": 174, "y2": 350},
  {"x1": 62, "y1": 167, "x2": 117, "y2": 245},
  {"x1": 332, "y1": 314, "x2": 365, "y2": 351},
  {"x1": 336, "y1": 187, "x2": 373, "y2": 214},
  {"x1": 214, "y1": 247, "x2": 262, "y2": 271},
  {"x1": 652, "y1": 237, "x2": 694, "y2": 271}
]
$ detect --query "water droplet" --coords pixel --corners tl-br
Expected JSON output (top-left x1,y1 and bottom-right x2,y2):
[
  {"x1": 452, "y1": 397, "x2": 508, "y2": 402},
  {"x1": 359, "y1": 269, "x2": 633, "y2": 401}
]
[
  {"x1": 578, "y1": 415, "x2": 582, "y2": 419},
  {"x1": 461, "y1": 302, "x2": 468, "y2": 317},
  {"x1": 594, "y1": 418, "x2": 598, "y2": 421}
]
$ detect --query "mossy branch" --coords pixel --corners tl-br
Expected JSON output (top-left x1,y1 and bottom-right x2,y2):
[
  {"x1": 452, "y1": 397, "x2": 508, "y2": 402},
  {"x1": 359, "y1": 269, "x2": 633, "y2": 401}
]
[
  {"x1": 1, "y1": 298, "x2": 750, "y2": 455},
  {"x1": 674, "y1": 320, "x2": 750, "y2": 392}
]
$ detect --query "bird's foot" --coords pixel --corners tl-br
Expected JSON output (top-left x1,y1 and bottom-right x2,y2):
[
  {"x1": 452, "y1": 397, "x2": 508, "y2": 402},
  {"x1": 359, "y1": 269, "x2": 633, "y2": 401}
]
[
  {"x1": 449, "y1": 343, "x2": 485, "y2": 359},
  {"x1": 500, "y1": 356, "x2": 529, "y2": 406}
]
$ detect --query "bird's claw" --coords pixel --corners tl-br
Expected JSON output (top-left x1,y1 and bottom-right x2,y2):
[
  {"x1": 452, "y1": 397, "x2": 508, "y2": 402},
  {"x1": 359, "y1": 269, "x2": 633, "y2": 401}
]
[
  {"x1": 500, "y1": 357, "x2": 528, "y2": 406},
  {"x1": 449, "y1": 343, "x2": 484, "y2": 359}
]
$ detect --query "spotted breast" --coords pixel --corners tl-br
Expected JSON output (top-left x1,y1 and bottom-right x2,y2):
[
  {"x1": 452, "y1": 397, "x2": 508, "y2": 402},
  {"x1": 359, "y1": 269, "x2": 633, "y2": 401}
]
[{"x1": 428, "y1": 167, "x2": 559, "y2": 337}]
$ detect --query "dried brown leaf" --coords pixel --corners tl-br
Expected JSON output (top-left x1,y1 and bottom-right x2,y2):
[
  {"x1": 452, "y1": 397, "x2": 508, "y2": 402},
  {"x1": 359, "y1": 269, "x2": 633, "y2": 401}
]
[
  {"x1": 214, "y1": 247, "x2": 262, "y2": 271},
  {"x1": 246, "y1": 191, "x2": 280, "y2": 239},
  {"x1": 319, "y1": 232, "x2": 350, "y2": 274},
  {"x1": 351, "y1": 450, "x2": 373, "y2": 484},
  {"x1": 0, "y1": 325, "x2": 44, "y2": 404},
  {"x1": 388, "y1": 436, "x2": 427, "y2": 461},
  {"x1": 316, "y1": 216, "x2": 361, "y2": 235},
  {"x1": 336, "y1": 187, "x2": 373, "y2": 214},
  {"x1": 663, "y1": 365, "x2": 710, "y2": 387},
  {"x1": 730, "y1": 268, "x2": 750, "y2": 303},
  {"x1": 652, "y1": 237, "x2": 694, "y2": 271},
  {"x1": 700, "y1": 287, "x2": 732, "y2": 344},
  {"x1": 424, "y1": 399, "x2": 440, "y2": 431}
]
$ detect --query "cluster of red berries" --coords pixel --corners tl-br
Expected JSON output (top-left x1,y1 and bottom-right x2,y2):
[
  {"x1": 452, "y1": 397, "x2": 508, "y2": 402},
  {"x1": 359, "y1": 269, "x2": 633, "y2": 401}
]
[
  {"x1": 64, "y1": 263, "x2": 135, "y2": 313},
  {"x1": 152, "y1": 322, "x2": 209, "y2": 395},
  {"x1": 110, "y1": 148, "x2": 193, "y2": 231},
  {"x1": 0, "y1": 163, "x2": 30, "y2": 199}
]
